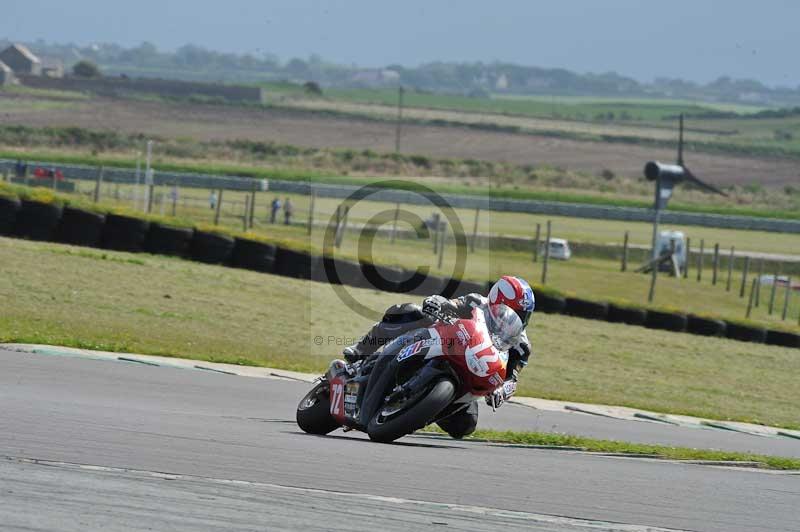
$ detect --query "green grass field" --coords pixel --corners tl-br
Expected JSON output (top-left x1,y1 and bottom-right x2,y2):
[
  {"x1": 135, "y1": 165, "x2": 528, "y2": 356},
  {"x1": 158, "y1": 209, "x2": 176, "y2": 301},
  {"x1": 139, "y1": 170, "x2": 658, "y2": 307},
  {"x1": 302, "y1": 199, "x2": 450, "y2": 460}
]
[
  {"x1": 7, "y1": 178, "x2": 797, "y2": 330},
  {"x1": 297, "y1": 87, "x2": 763, "y2": 123},
  {"x1": 2, "y1": 236, "x2": 799, "y2": 429},
  {"x1": 264, "y1": 84, "x2": 800, "y2": 159}
]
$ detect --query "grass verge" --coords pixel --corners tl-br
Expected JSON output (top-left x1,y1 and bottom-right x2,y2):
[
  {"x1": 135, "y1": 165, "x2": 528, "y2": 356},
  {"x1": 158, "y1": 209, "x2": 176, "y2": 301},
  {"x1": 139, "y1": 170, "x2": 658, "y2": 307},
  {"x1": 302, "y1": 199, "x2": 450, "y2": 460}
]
[
  {"x1": 2, "y1": 237, "x2": 800, "y2": 429},
  {"x1": 423, "y1": 427, "x2": 800, "y2": 470}
]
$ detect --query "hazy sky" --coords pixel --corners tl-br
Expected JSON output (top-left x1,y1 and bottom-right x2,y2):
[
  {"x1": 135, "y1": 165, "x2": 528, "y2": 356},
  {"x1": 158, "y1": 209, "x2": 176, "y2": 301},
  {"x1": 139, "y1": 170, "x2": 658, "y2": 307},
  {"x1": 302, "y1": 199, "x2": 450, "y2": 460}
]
[{"x1": 3, "y1": 0, "x2": 798, "y2": 86}]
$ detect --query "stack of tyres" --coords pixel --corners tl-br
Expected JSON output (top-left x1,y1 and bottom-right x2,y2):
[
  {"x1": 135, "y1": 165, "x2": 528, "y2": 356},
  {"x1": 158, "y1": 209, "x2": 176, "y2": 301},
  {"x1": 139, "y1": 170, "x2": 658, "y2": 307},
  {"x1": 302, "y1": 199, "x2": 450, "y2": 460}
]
[
  {"x1": 765, "y1": 329, "x2": 800, "y2": 348},
  {"x1": 189, "y1": 231, "x2": 235, "y2": 264},
  {"x1": 565, "y1": 297, "x2": 609, "y2": 321},
  {"x1": 145, "y1": 223, "x2": 194, "y2": 257},
  {"x1": 607, "y1": 303, "x2": 648, "y2": 326},
  {"x1": 0, "y1": 195, "x2": 21, "y2": 235},
  {"x1": 231, "y1": 238, "x2": 277, "y2": 273},
  {"x1": 398, "y1": 269, "x2": 445, "y2": 296},
  {"x1": 102, "y1": 214, "x2": 150, "y2": 252},
  {"x1": 687, "y1": 315, "x2": 727, "y2": 337},
  {"x1": 55, "y1": 206, "x2": 105, "y2": 247},
  {"x1": 534, "y1": 292, "x2": 566, "y2": 314},
  {"x1": 359, "y1": 262, "x2": 407, "y2": 293},
  {"x1": 274, "y1": 247, "x2": 312, "y2": 279},
  {"x1": 13, "y1": 200, "x2": 62, "y2": 241},
  {"x1": 645, "y1": 310, "x2": 688, "y2": 332},
  {"x1": 725, "y1": 322, "x2": 767, "y2": 343}
]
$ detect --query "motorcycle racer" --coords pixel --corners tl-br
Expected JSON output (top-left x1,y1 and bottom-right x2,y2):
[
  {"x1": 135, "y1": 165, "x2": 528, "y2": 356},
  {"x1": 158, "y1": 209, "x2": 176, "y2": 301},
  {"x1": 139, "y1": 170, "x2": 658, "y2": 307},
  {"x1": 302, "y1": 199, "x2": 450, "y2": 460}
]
[{"x1": 343, "y1": 275, "x2": 534, "y2": 438}]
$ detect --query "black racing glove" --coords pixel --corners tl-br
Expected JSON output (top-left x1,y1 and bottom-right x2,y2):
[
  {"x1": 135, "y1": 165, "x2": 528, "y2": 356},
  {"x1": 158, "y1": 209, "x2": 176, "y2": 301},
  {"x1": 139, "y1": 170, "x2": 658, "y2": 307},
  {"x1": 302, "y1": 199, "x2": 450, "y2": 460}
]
[{"x1": 422, "y1": 295, "x2": 457, "y2": 322}]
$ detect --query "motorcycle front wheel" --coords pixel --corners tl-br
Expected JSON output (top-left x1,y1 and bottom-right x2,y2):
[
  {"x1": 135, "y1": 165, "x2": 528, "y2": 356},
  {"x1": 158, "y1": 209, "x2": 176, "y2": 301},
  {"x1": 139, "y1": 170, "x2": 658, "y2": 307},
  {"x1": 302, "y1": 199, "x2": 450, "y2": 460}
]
[
  {"x1": 366, "y1": 378, "x2": 455, "y2": 443},
  {"x1": 296, "y1": 380, "x2": 341, "y2": 435}
]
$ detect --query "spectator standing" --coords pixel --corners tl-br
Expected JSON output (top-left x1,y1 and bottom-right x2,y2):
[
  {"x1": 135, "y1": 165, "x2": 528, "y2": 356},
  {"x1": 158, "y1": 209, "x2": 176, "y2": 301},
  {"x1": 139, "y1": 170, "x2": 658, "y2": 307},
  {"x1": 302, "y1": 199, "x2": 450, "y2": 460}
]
[
  {"x1": 209, "y1": 190, "x2": 218, "y2": 210},
  {"x1": 270, "y1": 197, "x2": 281, "y2": 224},
  {"x1": 284, "y1": 197, "x2": 294, "y2": 225}
]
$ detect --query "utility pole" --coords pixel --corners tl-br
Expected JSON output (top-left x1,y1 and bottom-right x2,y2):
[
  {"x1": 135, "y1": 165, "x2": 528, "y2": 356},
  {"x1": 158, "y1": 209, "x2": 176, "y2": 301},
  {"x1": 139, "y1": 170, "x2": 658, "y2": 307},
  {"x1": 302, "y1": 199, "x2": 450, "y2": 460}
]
[
  {"x1": 394, "y1": 85, "x2": 405, "y2": 153},
  {"x1": 144, "y1": 140, "x2": 154, "y2": 213},
  {"x1": 642, "y1": 114, "x2": 726, "y2": 302}
]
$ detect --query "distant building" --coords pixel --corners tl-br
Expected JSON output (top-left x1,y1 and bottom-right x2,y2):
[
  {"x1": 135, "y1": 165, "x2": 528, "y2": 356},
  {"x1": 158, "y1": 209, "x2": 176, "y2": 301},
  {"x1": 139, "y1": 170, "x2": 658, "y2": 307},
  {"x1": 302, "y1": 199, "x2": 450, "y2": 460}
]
[
  {"x1": 0, "y1": 61, "x2": 15, "y2": 86},
  {"x1": 41, "y1": 60, "x2": 64, "y2": 78},
  {"x1": 351, "y1": 69, "x2": 401, "y2": 87},
  {"x1": 0, "y1": 44, "x2": 42, "y2": 76},
  {"x1": 494, "y1": 73, "x2": 509, "y2": 90}
]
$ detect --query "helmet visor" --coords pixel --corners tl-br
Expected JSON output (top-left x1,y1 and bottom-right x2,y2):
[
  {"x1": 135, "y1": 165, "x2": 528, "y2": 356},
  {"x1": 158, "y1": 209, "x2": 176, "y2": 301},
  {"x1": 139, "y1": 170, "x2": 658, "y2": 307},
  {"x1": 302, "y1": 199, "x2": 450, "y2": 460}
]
[{"x1": 484, "y1": 304, "x2": 525, "y2": 351}]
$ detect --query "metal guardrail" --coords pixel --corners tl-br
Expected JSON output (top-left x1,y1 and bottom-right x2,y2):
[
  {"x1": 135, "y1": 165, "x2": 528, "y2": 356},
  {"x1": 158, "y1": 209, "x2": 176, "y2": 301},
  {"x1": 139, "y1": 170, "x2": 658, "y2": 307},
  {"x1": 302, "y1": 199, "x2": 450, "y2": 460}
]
[{"x1": 3, "y1": 159, "x2": 800, "y2": 234}]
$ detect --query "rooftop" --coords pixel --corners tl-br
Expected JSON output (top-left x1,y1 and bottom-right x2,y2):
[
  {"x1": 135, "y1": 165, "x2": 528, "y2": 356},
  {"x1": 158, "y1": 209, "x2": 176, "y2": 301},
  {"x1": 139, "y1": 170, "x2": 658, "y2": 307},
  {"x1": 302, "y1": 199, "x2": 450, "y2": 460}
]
[{"x1": 3, "y1": 44, "x2": 41, "y2": 64}]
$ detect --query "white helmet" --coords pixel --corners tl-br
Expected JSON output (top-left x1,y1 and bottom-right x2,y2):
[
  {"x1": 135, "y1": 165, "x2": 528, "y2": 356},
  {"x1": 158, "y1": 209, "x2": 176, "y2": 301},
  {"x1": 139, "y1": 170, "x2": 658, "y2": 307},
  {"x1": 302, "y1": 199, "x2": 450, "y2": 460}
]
[{"x1": 482, "y1": 303, "x2": 524, "y2": 351}]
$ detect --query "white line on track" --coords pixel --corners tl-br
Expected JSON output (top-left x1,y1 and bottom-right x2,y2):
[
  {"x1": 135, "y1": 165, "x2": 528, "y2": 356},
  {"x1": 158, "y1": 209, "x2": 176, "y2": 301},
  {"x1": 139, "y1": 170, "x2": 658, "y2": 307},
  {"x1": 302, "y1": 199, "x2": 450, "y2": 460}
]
[{"x1": 5, "y1": 456, "x2": 693, "y2": 532}]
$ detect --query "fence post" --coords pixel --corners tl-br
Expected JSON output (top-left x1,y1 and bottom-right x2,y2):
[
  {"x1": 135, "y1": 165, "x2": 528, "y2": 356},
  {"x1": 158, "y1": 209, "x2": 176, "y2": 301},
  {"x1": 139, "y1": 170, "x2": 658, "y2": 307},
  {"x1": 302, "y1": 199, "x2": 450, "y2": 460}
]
[
  {"x1": 683, "y1": 237, "x2": 690, "y2": 278},
  {"x1": 437, "y1": 223, "x2": 446, "y2": 270},
  {"x1": 171, "y1": 184, "x2": 178, "y2": 217},
  {"x1": 340, "y1": 206, "x2": 350, "y2": 247},
  {"x1": 768, "y1": 273, "x2": 778, "y2": 315},
  {"x1": 755, "y1": 259, "x2": 764, "y2": 307},
  {"x1": 712, "y1": 243, "x2": 719, "y2": 285},
  {"x1": 697, "y1": 239, "x2": 704, "y2": 282},
  {"x1": 249, "y1": 186, "x2": 257, "y2": 229},
  {"x1": 431, "y1": 213, "x2": 440, "y2": 254},
  {"x1": 214, "y1": 189, "x2": 223, "y2": 226},
  {"x1": 335, "y1": 205, "x2": 349, "y2": 248},
  {"x1": 147, "y1": 183, "x2": 155, "y2": 213},
  {"x1": 93, "y1": 166, "x2": 104, "y2": 203},
  {"x1": 307, "y1": 189, "x2": 316, "y2": 236},
  {"x1": 533, "y1": 223, "x2": 541, "y2": 263},
  {"x1": 782, "y1": 277, "x2": 792, "y2": 320},
  {"x1": 739, "y1": 256, "x2": 750, "y2": 298},
  {"x1": 541, "y1": 220, "x2": 551, "y2": 285},
  {"x1": 390, "y1": 203, "x2": 399, "y2": 244},
  {"x1": 242, "y1": 194, "x2": 250, "y2": 231},
  {"x1": 468, "y1": 207, "x2": 479, "y2": 253},
  {"x1": 725, "y1": 246, "x2": 735, "y2": 291},
  {"x1": 621, "y1": 231, "x2": 629, "y2": 272},
  {"x1": 746, "y1": 277, "x2": 757, "y2": 318}
]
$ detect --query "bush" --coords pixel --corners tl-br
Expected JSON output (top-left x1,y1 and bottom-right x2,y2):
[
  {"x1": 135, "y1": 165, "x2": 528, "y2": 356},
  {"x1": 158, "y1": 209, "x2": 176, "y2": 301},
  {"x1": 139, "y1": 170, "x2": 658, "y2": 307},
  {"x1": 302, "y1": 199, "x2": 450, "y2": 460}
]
[
  {"x1": 303, "y1": 81, "x2": 323, "y2": 96},
  {"x1": 73, "y1": 60, "x2": 101, "y2": 78}
]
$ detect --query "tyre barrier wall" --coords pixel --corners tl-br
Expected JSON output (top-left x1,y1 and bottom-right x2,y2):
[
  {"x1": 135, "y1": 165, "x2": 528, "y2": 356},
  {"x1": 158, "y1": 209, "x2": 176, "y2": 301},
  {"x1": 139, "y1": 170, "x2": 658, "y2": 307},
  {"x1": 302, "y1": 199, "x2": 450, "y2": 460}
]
[
  {"x1": 607, "y1": 304, "x2": 648, "y2": 326},
  {"x1": 0, "y1": 196, "x2": 21, "y2": 235},
  {"x1": 3, "y1": 158, "x2": 800, "y2": 234},
  {"x1": 0, "y1": 198, "x2": 798, "y2": 349}
]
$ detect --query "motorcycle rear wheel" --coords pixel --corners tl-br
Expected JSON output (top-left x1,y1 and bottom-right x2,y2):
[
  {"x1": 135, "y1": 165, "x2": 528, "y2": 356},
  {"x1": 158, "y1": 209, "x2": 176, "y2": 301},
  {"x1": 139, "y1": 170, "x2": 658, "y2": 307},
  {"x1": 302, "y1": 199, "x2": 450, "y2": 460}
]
[
  {"x1": 367, "y1": 378, "x2": 455, "y2": 443},
  {"x1": 296, "y1": 380, "x2": 341, "y2": 435}
]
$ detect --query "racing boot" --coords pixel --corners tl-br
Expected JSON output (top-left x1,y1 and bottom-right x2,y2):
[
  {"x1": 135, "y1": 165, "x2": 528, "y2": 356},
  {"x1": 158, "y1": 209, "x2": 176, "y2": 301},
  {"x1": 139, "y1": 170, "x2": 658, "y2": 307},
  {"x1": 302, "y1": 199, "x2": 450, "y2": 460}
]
[
  {"x1": 342, "y1": 320, "x2": 421, "y2": 363},
  {"x1": 342, "y1": 322, "x2": 390, "y2": 364}
]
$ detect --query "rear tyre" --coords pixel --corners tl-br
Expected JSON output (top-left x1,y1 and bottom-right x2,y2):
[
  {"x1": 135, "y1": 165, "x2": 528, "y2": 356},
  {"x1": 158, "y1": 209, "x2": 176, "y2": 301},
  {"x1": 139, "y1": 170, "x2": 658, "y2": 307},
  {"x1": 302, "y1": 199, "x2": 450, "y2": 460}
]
[
  {"x1": 367, "y1": 378, "x2": 455, "y2": 443},
  {"x1": 296, "y1": 381, "x2": 340, "y2": 435}
]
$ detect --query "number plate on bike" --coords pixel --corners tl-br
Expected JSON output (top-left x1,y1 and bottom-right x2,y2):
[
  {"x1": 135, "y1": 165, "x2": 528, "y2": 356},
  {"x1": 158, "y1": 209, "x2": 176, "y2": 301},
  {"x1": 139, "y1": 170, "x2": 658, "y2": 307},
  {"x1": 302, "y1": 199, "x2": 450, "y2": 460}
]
[{"x1": 344, "y1": 382, "x2": 360, "y2": 417}]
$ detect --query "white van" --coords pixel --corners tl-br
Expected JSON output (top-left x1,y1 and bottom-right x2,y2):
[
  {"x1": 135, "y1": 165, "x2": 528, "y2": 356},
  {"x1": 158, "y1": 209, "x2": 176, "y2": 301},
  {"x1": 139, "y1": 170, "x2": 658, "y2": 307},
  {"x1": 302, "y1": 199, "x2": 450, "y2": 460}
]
[{"x1": 542, "y1": 238, "x2": 572, "y2": 260}]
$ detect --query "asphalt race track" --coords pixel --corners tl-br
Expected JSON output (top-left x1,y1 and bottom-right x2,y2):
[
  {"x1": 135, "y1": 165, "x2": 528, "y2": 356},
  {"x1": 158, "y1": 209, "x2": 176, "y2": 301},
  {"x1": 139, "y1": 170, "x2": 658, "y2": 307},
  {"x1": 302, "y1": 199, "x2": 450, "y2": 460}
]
[{"x1": 1, "y1": 348, "x2": 798, "y2": 532}]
